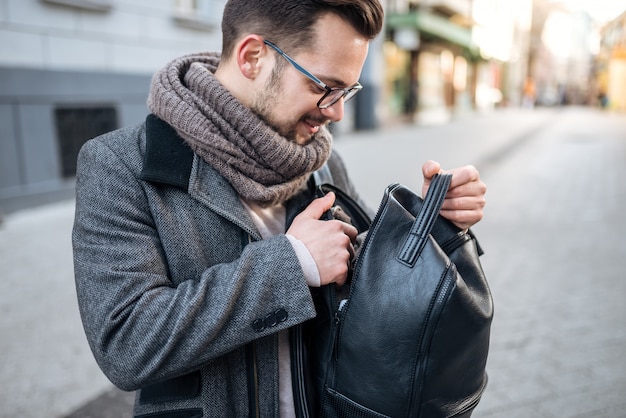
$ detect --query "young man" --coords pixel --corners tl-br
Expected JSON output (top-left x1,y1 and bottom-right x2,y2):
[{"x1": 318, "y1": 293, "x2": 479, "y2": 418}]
[{"x1": 72, "y1": 1, "x2": 486, "y2": 417}]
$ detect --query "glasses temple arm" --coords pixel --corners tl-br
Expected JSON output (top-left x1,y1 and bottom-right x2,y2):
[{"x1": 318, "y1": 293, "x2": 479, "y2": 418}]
[{"x1": 263, "y1": 40, "x2": 327, "y2": 87}]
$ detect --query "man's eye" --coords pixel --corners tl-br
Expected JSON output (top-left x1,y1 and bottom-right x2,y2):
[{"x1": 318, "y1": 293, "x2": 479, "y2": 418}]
[{"x1": 311, "y1": 83, "x2": 327, "y2": 94}]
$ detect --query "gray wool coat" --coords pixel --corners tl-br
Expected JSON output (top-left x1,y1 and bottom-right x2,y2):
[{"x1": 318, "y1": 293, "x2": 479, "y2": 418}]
[{"x1": 72, "y1": 115, "x2": 363, "y2": 417}]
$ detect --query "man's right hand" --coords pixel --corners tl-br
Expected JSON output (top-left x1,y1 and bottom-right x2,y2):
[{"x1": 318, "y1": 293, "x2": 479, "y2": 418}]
[{"x1": 287, "y1": 192, "x2": 358, "y2": 286}]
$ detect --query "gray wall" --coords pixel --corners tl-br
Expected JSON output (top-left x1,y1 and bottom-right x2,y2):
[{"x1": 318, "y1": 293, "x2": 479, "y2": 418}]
[{"x1": 0, "y1": 66, "x2": 151, "y2": 214}]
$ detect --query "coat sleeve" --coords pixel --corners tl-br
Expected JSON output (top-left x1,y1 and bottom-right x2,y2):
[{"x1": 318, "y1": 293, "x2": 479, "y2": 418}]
[{"x1": 72, "y1": 135, "x2": 317, "y2": 390}]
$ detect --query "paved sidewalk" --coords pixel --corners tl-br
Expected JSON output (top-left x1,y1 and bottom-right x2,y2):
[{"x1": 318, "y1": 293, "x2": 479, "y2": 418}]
[
  {"x1": 2, "y1": 107, "x2": 624, "y2": 417},
  {"x1": 0, "y1": 200, "x2": 112, "y2": 417},
  {"x1": 468, "y1": 108, "x2": 626, "y2": 417}
]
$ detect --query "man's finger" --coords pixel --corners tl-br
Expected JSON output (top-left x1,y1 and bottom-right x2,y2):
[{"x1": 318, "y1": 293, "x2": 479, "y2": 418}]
[
  {"x1": 421, "y1": 160, "x2": 441, "y2": 180},
  {"x1": 298, "y1": 192, "x2": 336, "y2": 220}
]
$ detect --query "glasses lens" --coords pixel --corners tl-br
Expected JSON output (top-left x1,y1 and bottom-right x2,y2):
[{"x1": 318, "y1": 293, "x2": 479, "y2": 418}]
[
  {"x1": 343, "y1": 87, "x2": 360, "y2": 103},
  {"x1": 319, "y1": 90, "x2": 345, "y2": 108},
  {"x1": 319, "y1": 87, "x2": 361, "y2": 109}
]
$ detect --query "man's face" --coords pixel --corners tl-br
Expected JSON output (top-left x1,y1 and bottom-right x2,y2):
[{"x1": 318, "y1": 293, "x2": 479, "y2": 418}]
[{"x1": 251, "y1": 13, "x2": 370, "y2": 145}]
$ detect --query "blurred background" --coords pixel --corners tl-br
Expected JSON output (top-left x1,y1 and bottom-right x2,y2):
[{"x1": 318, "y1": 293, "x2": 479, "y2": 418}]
[
  {"x1": 1, "y1": 1, "x2": 625, "y2": 417},
  {"x1": 0, "y1": 0, "x2": 625, "y2": 212}
]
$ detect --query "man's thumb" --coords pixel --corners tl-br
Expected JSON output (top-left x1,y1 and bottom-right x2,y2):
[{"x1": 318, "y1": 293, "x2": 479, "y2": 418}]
[
  {"x1": 303, "y1": 192, "x2": 336, "y2": 220},
  {"x1": 422, "y1": 160, "x2": 441, "y2": 180}
]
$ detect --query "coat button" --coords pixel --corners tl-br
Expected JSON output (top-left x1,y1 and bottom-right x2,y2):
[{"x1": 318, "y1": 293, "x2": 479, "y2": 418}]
[
  {"x1": 265, "y1": 312, "x2": 278, "y2": 327},
  {"x1": 275, "y1": 308, "x2": 288, "y2": 323},
  {"x1": 252, "y1": 319, "x2": 265, "y2": 332},
  {"x1": 252, "y1": 308, "x2": 288, "y2": 332}
]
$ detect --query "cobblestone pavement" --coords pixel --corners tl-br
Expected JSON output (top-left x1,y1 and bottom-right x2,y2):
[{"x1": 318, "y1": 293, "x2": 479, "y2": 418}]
[{"x1": 1, "y1": 107, "x2": 624, "y2": 417}]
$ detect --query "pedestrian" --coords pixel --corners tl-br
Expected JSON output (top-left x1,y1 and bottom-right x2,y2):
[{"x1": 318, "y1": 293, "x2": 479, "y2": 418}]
[
  {"x1": 523, "y1": 77, "x2": 536, "y2": 108},
  {"x1": 71, "y1": 1, "x2": 487, "y2": 417}
]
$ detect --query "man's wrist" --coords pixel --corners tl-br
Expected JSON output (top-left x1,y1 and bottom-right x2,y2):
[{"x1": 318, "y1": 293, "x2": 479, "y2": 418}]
[{"x1": 286, "y1": 234, "x2": 321, "y2": 287}]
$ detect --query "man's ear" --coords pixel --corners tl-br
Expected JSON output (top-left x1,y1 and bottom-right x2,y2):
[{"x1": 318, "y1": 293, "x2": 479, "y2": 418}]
[{"x1": 236, "y1": 35, "x2": 269, "y2": 80}]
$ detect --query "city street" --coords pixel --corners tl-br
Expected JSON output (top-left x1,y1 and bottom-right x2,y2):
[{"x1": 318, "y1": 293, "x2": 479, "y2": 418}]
[{"x1": 1, "y1": 106, "x2": 625, "y2": 417}]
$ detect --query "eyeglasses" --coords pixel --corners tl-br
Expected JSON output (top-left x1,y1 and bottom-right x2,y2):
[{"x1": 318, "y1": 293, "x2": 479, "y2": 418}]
[{"x1": 264, "y1": 40, "x2": 362, "y2": 109}]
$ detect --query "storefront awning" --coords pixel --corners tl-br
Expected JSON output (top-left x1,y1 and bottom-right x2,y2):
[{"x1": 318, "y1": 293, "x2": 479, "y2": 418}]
[{"x1": 387, "y1": 10, "x2": 478, "y2": 56}]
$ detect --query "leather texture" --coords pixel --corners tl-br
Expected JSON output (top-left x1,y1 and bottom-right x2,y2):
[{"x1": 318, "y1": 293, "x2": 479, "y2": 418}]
[{"x1": 307, "y1": 175, "x2": 493, "y2": 418}]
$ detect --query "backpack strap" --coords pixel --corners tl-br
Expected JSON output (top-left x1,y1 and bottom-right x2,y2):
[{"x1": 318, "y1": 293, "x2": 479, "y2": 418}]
[{"x1": 312, "y1": 163, "x2": 333, "y2": 186}]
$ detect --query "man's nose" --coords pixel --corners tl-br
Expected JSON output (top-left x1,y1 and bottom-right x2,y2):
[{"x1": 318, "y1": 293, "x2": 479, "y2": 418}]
[{"x1": 319, "y1": 99, "x2": 345, "y2": 122}]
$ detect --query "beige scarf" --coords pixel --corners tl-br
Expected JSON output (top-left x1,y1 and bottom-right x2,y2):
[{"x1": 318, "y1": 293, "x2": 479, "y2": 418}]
[{"x1": 147, "y1": 52, "x2": 333, "y2": 206}]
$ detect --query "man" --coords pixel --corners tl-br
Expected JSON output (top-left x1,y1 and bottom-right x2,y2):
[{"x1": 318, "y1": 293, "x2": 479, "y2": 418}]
[{"x1": 72, "y1": 1, "x2": 486, "y2": 417}]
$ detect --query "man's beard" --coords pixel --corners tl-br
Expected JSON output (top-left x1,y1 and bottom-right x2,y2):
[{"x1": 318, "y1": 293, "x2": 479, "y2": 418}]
[
  {"x1": 250, "y1": 65, "x2": 326, "y2": 144},
  {"x1": 250, "y1": 66, "x2": 299, "y2": 141},
  {"x1": 251, "y1": 92, "x2": 298, "y2": 142}
]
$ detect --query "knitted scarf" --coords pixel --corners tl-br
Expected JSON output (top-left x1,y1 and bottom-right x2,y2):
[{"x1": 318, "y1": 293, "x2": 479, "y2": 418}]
[{"x1": 147, "y1": 53, "x2": 333, "y2": 206}]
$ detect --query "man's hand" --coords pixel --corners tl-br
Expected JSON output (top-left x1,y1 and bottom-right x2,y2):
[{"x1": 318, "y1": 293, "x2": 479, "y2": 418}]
[
  {"x1": 287, "y1": 192, "x2": 358, "y2": 286},
  {"x1": 422, "y1": 160, "x2": 486, "y2": 230}
]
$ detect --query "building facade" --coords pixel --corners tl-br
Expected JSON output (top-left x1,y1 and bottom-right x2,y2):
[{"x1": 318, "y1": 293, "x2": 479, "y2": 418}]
[
  {"x1": 383, "y1": 0, "x2": 532, "y2": 124},
  {"x1": 384, "y1": 0, "x2": 477, "y2": 124},
  {"x1": 596, "y1": 11, "x2": 626, "y2": 111},
  {"x1": 528, "y1": 0, "x2": 597, "y2": 107},
  {"x1": 0, "y1": 0, "x2": 225, "y2": 213}
]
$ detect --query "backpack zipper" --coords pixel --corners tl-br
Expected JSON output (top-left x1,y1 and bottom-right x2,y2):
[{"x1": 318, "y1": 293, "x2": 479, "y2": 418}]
[{"x1": 291, "y1": 325, "x2": 311, "y2": 418}]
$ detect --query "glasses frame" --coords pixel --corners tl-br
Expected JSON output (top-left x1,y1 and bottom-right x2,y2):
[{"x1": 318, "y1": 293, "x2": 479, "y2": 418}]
[{"x1": 263, "y1": 40, "x2": 362, "y2": 109}]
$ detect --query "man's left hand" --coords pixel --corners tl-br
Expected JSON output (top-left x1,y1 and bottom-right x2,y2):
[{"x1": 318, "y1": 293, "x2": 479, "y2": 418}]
[{"x1": 421, "y1": 160, "x2": 486, "y2": 230}]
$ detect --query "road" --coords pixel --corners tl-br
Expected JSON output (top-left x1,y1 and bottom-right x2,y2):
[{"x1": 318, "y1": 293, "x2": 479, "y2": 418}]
[{"x1": 1, "y1": 106, "x2": 624, "y2": 417}]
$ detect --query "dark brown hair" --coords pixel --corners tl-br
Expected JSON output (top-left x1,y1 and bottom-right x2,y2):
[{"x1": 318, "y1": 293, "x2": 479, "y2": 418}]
[{"x1": 220, "y1": 0, "x2": 384, "y2": 59}]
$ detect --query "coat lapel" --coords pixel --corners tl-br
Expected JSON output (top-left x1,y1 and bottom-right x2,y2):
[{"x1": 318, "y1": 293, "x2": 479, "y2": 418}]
[{"x1": 141, "y1": 114, "x2": 261, "y2": 240}]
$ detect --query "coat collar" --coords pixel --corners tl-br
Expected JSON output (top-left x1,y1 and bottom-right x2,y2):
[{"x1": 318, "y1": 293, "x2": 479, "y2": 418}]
[{"x1": 141, "y1": 114, "x2": 194, "y2": 190}]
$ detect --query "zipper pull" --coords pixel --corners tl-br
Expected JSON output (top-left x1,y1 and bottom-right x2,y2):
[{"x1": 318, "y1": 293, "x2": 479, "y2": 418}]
[
  {"x1": 335, "y1": 299, "x2": 348, "y2": 324},
  {"x1": 338, "y1": 299, "x2": 348, "y2": 311}
]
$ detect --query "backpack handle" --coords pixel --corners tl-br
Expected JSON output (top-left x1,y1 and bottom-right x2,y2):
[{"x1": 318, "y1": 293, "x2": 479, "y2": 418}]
[{"x1": 397, "y1": 173, "x2": 452, "y2": 266}]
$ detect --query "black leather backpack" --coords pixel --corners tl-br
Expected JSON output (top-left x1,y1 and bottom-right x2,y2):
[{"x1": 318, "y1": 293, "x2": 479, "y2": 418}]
[{"x1": 300, "y1": 173, "x2": 493, "y2": 418}]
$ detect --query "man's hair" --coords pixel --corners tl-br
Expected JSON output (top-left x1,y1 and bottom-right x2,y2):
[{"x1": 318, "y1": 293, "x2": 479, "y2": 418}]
[{"x1": 220, "y1": 0, "x2": 384, "y2": 60}]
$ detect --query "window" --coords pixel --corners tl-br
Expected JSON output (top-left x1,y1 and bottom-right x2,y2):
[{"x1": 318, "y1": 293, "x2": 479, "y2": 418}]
[
  {"x1": 55, "y1": 106, "x2": 118, "y2": 178},
  {"x1": 173, "y1": 0, "x2": 218, "y2": 31},
  {"x1": 41, "y1": 0, "x2": 113, "y2": 12}
]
